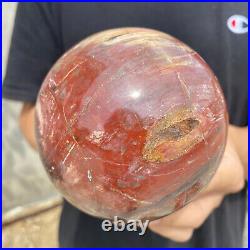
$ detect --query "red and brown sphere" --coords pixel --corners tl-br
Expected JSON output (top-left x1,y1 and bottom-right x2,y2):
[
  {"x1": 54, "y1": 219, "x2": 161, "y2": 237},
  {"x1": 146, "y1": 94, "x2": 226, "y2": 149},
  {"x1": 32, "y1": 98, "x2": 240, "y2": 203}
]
[{"x1": 35, "y1": 28, "x2": 228, "y2": 220}]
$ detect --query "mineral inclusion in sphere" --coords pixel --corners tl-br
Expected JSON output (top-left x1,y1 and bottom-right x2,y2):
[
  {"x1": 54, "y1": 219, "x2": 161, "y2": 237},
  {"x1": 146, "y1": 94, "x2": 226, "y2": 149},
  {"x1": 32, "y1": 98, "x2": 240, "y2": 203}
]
[{"x1": 35, "y1": 28, "x2": 228, "y2": 220}]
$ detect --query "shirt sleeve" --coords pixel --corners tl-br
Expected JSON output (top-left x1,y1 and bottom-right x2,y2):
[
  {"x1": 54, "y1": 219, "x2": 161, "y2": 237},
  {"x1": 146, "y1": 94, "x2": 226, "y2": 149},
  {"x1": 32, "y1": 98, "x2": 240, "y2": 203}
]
[{"x1": 3, "y1": 3, "x2": 62, "y2": 103}]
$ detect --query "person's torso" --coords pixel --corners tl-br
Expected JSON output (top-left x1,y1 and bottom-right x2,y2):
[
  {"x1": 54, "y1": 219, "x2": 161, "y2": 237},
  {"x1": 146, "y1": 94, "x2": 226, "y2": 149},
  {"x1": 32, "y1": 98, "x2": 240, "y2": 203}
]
[{"x1": 53, "y1": 3, "x2": 247, "y2": 247}]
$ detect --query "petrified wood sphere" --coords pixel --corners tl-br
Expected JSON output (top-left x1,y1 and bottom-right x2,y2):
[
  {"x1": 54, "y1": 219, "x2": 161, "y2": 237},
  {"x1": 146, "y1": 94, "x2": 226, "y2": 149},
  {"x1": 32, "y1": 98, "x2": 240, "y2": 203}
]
[{"x1": 36, "y1": 28, "x2": 228, "y2": 220}]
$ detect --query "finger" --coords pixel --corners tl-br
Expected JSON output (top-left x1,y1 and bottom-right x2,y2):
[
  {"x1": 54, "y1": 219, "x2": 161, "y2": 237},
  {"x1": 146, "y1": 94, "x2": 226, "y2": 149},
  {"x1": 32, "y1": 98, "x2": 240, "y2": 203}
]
[
  {"x1": 198, "y1": 137, "x2": 244, "y2": 196},
  {"x1": 150, "y1": 193, "x2": 223, "y2": 229}
]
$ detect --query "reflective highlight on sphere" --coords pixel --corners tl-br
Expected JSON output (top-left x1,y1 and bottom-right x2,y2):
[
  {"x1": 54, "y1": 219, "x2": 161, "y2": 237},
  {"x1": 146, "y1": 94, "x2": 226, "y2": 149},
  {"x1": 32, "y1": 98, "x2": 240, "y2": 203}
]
[{"x1": 35, "y1": 28, "x2": 228, "y2": 220}]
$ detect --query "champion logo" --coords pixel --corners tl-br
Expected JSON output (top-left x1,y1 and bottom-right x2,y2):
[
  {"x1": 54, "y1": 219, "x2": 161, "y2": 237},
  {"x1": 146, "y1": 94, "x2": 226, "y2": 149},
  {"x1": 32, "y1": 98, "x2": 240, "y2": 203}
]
[{"x1": 227, "y1": 15, "x2": 248, "y2": 34}]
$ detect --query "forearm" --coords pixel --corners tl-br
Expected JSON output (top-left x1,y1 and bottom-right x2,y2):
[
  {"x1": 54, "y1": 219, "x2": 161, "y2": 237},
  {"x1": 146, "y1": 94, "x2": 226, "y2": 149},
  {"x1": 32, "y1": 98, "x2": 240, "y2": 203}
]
[
  {"x1": 19, "y1": 103, "x2": 37, "y2": 150},
  {"x1": 229, "y1": 125, "x2": 248, "y2": 180}
]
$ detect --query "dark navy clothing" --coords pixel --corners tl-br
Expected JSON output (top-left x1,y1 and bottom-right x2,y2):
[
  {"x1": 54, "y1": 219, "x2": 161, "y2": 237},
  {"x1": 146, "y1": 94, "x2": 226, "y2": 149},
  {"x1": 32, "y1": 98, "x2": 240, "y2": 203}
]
[{"x1": 3, "y1": 3, "x2": 247, "y2": 247}]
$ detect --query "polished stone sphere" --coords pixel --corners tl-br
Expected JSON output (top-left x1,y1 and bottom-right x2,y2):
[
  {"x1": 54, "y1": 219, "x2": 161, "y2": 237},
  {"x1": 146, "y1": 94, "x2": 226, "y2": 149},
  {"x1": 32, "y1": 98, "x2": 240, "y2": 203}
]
[{"x1": 35, "y1": 28, "x2": 228, "y2": 220}]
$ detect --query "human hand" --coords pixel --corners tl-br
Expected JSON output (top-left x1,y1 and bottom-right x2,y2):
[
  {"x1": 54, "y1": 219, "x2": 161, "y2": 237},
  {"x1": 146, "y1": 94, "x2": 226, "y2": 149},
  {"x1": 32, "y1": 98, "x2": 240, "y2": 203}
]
[{"x1": 149, "y1": 125, "x2": 245, "y2": 242}]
